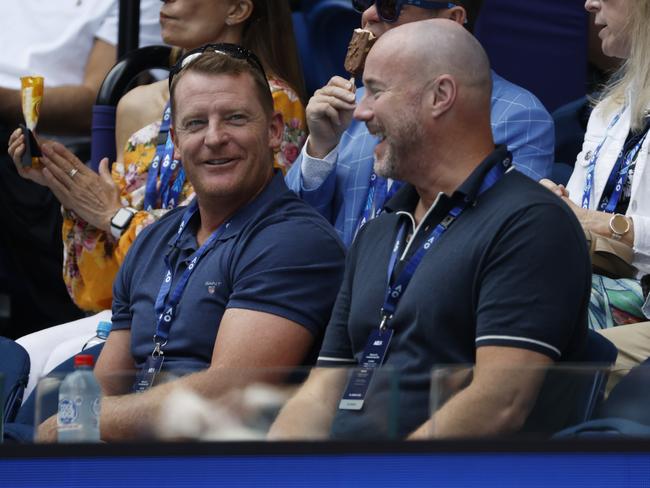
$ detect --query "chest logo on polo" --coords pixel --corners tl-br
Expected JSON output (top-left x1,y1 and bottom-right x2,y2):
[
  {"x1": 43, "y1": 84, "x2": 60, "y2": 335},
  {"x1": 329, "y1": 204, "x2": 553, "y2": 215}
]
[{"x1": 205, "y1": 281, "x2": 222, "y2": 295}]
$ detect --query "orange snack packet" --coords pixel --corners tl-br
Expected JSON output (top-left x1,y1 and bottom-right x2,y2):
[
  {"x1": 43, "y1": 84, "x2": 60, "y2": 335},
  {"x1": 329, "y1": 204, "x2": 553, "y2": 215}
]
[
  {"x1": 21, "y1": 76, "x2": 44, "y2": 131},
  {"x1": 20, "y1": 76, "x2": 44, "y2": 168}
]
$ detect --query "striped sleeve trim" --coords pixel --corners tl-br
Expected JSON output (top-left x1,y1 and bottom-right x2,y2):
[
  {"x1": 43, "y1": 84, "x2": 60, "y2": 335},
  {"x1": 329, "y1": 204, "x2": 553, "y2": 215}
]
[
  {"x1": 317, "y1": 356, "x2": 357, "y2": 367},
  {"x1": 475, "y1": 335, "x2": 561, "y2": 357}
]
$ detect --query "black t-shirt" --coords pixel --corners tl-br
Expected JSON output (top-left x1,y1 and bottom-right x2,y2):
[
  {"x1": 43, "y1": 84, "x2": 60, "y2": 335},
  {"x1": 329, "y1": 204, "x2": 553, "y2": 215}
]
[{"x1": 318, "y1": 146, "x2": 591, "y2": 438}]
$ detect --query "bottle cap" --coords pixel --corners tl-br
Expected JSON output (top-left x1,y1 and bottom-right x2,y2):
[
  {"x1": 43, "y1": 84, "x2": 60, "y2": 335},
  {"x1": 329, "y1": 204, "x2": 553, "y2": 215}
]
[
  {"x1": 96, "y1": 320, "x2": 112, "y2": 337},
  {"x1": 74, "y1": 354, "x2": 95, "y2": 368}
]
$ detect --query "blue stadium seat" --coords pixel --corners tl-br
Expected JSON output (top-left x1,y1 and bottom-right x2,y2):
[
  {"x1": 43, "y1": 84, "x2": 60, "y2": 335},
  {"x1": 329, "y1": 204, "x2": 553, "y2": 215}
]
[
  {"x1": 553, "y1": 417, "x2": 650, "y2": 438},
  {"x1": 293, "y1": 0, "x2": 361, "y2": 96},
  {"x1": 475, "y1": 0, "x2": 588, "y2": 113},
  {"x1": 555, "y1": 357, "x2": 650, "y2": 438},
  {"x1": 597, "y1": 357, "x2": 650, "y2": 426},
  {"x1": 90, "y1": 45, "x2": 173, "y2": 171},
  {"x1": 552, "y1": 96, "x2": 591, "y2": 167},
  {"x1": 4, "y1": 343, "x2": 104, "y2": 443},
  {"x1": 523, "y1": 330, "x2": 618, "y2": 435},
  {"x1": 550, "y1": 162, "x2": 575, "y2": 186},
  {"x1": 577, "y1": 330, "x2": 619, "y2": 422},
  {"x1": 0, "y1": 337, "x2": 30, "y2": 424}
]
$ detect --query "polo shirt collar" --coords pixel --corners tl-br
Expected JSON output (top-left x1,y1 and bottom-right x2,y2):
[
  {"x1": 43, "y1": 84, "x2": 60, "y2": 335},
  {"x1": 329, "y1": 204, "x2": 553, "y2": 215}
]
[
  {"x1": 455, "y1": 145, "x2": 512, "y2": 202},
  {"x1": 168, "y1": 171, "x2": 288, "y2": 251},
  {"x1": 384, "y1": 145, "x2": 512, "y2": 213},
  {"x1": 219, "y1": 170, "x2": 287, "y2": 240}
]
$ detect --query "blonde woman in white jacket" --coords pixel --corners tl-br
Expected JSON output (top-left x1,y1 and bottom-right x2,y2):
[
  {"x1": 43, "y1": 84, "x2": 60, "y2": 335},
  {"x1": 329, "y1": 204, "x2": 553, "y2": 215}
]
[{"x1": 542, "y1": 0, "x2": 650, "y2": 331}]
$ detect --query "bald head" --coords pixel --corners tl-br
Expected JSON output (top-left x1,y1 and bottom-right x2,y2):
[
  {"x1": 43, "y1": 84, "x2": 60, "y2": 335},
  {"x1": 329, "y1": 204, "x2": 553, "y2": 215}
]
[
  {"x1": 366, "y1": 18, "x2": 492, "y2": 104},
  {"x1": 356, "y1": 18, "x2": 495, "y2": 195}
]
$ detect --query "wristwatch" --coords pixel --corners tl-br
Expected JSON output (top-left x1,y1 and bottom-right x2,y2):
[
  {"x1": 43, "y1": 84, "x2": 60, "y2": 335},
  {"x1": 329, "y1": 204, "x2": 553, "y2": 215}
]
[
  {"x1": 110, "y1": 207, "x2": 137, "y2": 239},
  {"x1": 609, "y1": 213, "x2": 631, "y2": 240}
]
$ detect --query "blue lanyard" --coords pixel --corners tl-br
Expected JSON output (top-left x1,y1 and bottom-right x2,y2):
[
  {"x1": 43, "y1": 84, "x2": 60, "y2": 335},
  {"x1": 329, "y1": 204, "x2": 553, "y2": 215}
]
[
  {"x1": 380, "y1": 159, "x2": 507, "y2": 329},
  {"x1": 357, "y1": 173, "x2": 403, "y2": 234},
  {"x1": 152, "y1": 200, "x2": 228, "y2": 352},
  {"x1": 597, "y1": 130, "x2": 649, "y2": 213},
  {"x1": 163, "y1": 161, "x2": 186, "y2": 209},
  {"x1": 581, "y1": 107, "x2": 626, "y2": 209},
  {"x1": 144, "y1": 104, "x2": 185, "y2": 211}
]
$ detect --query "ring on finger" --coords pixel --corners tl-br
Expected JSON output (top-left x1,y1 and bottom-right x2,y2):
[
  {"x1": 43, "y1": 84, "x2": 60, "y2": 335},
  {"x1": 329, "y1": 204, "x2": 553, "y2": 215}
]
[{"x1": 68, "y1": 168, "x2": 78, "y2": 178}]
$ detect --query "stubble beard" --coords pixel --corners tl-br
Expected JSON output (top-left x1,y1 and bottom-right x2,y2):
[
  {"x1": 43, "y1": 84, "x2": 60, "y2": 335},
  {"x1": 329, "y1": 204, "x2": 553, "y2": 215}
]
[
  {"x1": 374, "y1": 141, "x2": 399, "y2": 180},
  {"x1": 374, "y1": 114, "x2": 423, "y2": 181}
]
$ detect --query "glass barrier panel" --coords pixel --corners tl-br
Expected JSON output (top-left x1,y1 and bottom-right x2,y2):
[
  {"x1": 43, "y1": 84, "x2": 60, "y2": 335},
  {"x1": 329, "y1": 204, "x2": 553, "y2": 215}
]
[
  {"x1": 428, "y1": 363, "x2": 621, "y2": 440},
  {"x1": 32, "y1": 366, "x2": 399, "y2": 443},
  {"x1": 596, "y1": 362, "x2": 650, "y2": 429},
  {"x1": 26, "y1": 362, "x2": 650, "y2": 442}
]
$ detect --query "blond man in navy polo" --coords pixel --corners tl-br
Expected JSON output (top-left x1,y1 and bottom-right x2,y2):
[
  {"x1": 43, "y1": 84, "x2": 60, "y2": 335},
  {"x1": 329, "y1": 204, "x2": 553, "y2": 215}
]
[{"x1": 37, "y1": 46, "x2": 345, "y2": 442}]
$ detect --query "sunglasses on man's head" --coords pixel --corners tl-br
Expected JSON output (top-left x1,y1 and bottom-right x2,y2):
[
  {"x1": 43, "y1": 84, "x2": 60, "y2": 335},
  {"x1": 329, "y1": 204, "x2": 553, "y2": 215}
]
[
  {"x1": 168, "y1": 42, "x2": 268, "y2": 90},
  {"x1": 352, "y1": 0, "x2": 457, "y2": 23}
]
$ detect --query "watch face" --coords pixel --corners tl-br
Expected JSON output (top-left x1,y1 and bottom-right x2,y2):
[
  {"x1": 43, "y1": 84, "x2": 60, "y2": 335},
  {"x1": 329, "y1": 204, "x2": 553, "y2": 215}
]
[
  {"x1": 112, "y1": 208, "x2": 134, "y2": 228},
  {"x1": 611, "y1": 214, "x2": 629, "y2": 235}
]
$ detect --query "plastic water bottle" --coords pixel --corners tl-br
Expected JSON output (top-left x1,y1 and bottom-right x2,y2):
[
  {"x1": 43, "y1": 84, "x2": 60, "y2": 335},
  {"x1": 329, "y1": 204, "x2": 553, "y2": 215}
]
[
  {"x1": 57, "y1": 354, "x2": 101, "y2": 443},
  {"x1": 82, "y1": 320, "x2": 111, "y2": 351}
]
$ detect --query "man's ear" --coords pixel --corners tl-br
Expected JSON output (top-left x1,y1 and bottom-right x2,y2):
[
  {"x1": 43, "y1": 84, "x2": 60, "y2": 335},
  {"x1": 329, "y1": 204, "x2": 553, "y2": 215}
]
[
  {"x1": 226, "y1": 0, "x2": 254, "y2": 27},
  {"x1": 268, "y1": 112, "x2": 284, "y2": 152},
  {"x1": 429, "y1": 75, "x2": 457, "y2": 119},
  {"x1": 170, "y1": 126, "x2": 182, "y2": 160},
  {"x1": 446, "y1": 6, "x2": 467, "y2": 26}
]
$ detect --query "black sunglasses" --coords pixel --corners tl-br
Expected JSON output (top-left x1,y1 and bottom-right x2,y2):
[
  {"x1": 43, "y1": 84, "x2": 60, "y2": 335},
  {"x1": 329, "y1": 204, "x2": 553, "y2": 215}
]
[
  {"x1": 168, "y1": 43, "x2": 268, "y2": 90},
  {"x1": 352, "y1": 0, "x2": 457, "y2": 23}
]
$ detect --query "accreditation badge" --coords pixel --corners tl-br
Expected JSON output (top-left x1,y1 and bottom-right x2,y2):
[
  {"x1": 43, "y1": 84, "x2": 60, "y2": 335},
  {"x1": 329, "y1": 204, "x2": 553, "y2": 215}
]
[{"x1": 339, "y1": 328, "x2": 393, "y2": 411}]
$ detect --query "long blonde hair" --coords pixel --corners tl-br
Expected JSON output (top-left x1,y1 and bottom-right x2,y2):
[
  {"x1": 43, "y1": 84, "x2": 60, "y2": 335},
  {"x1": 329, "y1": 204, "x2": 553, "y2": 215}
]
[{"x1": 598, "y1": 0, "x2": 650, "y2": 130}]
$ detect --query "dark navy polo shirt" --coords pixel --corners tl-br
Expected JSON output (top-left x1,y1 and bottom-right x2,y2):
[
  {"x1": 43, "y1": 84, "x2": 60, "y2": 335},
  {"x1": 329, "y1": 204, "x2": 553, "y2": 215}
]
[
  {"x1": 112, "y1": 172, "x2": 346, "y2": 373},
  {"x1": 318, "y1": 146, "x2": 590, "y2": 438}
]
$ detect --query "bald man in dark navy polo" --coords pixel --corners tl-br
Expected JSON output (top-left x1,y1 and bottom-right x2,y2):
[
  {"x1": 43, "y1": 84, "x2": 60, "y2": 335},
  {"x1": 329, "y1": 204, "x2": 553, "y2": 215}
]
[{"x1": 270, "y1": 20, "x2": 589, "y2": 440}]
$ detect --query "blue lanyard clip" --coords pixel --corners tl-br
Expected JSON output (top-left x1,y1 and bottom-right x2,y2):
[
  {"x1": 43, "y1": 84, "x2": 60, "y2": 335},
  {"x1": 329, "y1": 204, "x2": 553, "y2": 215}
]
[
  {"x1": 379, "y1": 313, "x2": 392, "y2": 331},
  {"x1": 440, "y1": 214, "x2": 454, "y2": 229},
  {"x1": 152, "y1": 336, "x2": 167, "y2": 358}
]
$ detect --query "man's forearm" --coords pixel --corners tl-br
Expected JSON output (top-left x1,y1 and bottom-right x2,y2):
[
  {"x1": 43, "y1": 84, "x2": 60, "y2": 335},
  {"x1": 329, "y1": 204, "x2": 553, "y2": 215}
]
[
  {"x1": 409, "y1": 383, "x2": 528, "y2": 439},
  {"x1": 267, "y1": 390, "x2": 335, "y2": 440},
  {"x1": 410, "y1": 366, "x2": 547, "y2": 440},
  {"x1": 99, "y1": 367, "x2": 248, "y2": 441},
  {"x1": 268, "y1": 368, "x2": 347, "y2": 440},
  {"x1": 99, "y1": 362, "x2": 312, "y2": 442}
]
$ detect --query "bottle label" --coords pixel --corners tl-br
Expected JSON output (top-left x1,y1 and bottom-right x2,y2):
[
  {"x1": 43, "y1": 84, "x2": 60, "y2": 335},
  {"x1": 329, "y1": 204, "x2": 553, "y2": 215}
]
[{"x1": 58, "y1": 397, "x2": 80, "y2": 428}]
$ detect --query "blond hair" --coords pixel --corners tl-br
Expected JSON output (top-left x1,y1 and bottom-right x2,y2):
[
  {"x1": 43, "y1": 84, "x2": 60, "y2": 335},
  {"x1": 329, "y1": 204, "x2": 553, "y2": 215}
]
[{"x1": 598, "y1": 0, "x2": 650, "y2": 130}]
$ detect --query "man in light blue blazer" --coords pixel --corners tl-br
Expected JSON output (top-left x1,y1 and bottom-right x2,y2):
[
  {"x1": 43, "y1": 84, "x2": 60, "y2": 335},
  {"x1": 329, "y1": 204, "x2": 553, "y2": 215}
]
[{"x1": 286, "y1": 0, "x2": 554, "y2": 246}]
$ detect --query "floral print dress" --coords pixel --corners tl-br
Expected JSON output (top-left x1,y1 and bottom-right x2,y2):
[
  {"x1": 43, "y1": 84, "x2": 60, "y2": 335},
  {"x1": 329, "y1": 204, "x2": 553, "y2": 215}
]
[{"x1": 62, "y1": 77, "x2": 306, "y2": 311}]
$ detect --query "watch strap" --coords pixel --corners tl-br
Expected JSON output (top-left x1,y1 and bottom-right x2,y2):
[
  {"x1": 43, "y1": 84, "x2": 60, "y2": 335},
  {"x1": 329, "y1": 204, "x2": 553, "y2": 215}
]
[{"x1": 110, "y1": 207, "x2": 137, "y2": 239}]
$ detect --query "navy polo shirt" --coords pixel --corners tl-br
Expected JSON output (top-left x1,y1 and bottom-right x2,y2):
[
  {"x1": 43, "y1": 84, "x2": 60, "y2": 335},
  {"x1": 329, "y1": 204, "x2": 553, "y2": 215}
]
[
  {"x1": 112, "y1": 172, "x2": 346, "y2": 373},
  {"x1": 318, "y1": 146, "x2": 590, "y2": 438}
]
